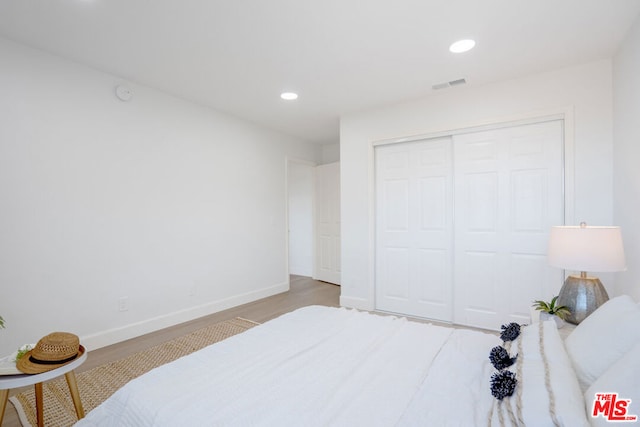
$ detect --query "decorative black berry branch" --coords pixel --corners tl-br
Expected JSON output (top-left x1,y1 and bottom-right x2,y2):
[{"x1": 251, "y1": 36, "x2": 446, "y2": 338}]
[
  {"x1": 489, "y1": 346, "x2": 517, "y2": 370},
  {"x1": 490, "y1": 370, "x2": 517, "y2": 400},
  {"x1": 500, "y1": 322, "x2": 521, "y2": 342}
]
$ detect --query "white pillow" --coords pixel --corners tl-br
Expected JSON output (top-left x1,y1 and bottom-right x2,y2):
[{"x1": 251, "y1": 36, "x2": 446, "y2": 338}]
[
  {"x1": 565, "y1": 295, "x2": 640, "y2": 392},
  {"x1": 584, "y1": 343, "x2": 640, "y2": 426}
]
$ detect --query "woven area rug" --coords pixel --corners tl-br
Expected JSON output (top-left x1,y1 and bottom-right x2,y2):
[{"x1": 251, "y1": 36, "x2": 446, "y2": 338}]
[{"x1": 9, "y1": 317, "x2": 259, "y2": 427}]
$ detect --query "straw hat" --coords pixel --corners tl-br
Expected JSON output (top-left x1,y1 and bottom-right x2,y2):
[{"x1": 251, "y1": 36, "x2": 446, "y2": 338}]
[{"x1": 17, "y1": 332, "x2": 85, "y2": 374}]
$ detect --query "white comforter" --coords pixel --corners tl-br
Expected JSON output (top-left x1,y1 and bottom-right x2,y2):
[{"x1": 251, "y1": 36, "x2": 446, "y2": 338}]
[{"x1": 76, "y1": 306, "x2": 588, "y2": 426}]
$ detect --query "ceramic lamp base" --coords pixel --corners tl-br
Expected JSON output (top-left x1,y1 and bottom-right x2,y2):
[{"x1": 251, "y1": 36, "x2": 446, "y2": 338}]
[{"x1": 556, "y1": 275, "x2": 609, "y2": 324}]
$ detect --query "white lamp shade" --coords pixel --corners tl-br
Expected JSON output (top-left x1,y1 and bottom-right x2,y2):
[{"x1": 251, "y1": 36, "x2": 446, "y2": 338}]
[{"x1": 547, "y1": 226, "x2": 626, "y2": 273}]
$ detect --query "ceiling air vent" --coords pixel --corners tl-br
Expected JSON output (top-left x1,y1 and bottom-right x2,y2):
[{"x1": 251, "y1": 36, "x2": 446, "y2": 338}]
[
  {"x1": 449, "y1": 78, "x2": 466, "y2": 86},
  {"x1": 432, "y1": 78, "x2": 467, "y2": 90}
]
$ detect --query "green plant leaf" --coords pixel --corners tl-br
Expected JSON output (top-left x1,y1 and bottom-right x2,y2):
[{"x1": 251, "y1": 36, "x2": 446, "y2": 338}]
[
  {"x1": 532, "y1": 296, "x2": 569, "y2": 317},
  {"x1": 532, "y1": 300, "x2": 550, "y2": 311},
  {"x1": 553, "y1": 305, "x2": 571, "y2": 320}
]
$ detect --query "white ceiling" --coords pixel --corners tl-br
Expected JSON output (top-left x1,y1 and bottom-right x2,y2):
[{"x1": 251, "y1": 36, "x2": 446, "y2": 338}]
[{"x1": 1, "y1": 0, "x2": 639, "y2": 145}]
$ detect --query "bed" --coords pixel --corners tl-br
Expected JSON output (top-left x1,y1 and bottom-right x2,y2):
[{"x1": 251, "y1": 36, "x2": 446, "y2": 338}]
[{"x1": 75, "y1": 295, "x2": 640, "y2": 426}]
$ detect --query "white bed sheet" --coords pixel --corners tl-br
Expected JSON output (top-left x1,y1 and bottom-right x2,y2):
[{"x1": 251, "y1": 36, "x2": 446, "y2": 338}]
[{"x1": 75, "y1": 305, "x2": 588, "y2": 426}]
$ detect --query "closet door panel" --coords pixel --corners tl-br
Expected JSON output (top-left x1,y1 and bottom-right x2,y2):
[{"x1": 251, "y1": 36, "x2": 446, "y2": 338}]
[
  {"x1": 464, "y1": 172, "x2": 499, "y2": 232},
  {"x1": 375, "y1": 137, "x2": 453, "y2": 321},
  {"x1": 416, "y1": 248, "x2": 449, "y2": 303},
  {"x1": 454, "y1": 121, "x2": 564, "y2": 329},
  {"x1": 457, "y1": 251, "x2": 500, "y2": 322},
  {"x1": 383, "y1": 180, "x2": 410, "y2": 232},
  {"x1": 381, "y1": 247, "x2": 410, "y2": 299}
]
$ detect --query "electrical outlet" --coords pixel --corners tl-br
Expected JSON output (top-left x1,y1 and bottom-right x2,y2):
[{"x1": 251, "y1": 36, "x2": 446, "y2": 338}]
[{"x1": 118, "y1": 296, "x2": 129, "y2": 312}]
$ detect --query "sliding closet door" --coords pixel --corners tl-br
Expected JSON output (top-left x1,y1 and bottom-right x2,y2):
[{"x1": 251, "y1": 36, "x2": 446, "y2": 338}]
[
  {"x1": 375, "y1": 137, "x2": 453, "y2": 321},
  {"x1": 452, "y1": 120, "x2": 564, "y2": 329}
]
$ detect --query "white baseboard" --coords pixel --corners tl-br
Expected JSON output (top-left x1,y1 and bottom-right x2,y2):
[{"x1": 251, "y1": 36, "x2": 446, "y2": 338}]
[
  {"x1": 339, "y1": 295, "x2": 374, "y2": 311},
  {"x1": 82, "y1": 282, "x2": 289, "y2": 351}
]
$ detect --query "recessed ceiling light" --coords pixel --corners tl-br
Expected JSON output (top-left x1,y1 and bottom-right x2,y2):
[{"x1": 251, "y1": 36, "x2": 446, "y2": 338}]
[
  {"x1": 449, "y1": 39, "x2": 476, "y2": 53},
  {"x1": 280, "y1": 92, "x2": 298, "y2": 100}
]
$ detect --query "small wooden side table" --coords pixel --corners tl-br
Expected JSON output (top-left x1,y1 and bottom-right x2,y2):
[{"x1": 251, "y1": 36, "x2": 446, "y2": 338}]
[{"x1": 0, "y1": 350, "x2": 87, "y2": 427}]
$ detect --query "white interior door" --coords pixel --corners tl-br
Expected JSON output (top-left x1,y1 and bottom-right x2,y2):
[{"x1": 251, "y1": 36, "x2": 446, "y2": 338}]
[
  {"x1": 375, "y1": 137, "x2": 453, "y2": 321},
  {"x1": 453, "y1": 120, "x2": 564, "y2": 329},
  {"x1": 287, "y1": 160, "x2": 314, "y2": 276},
  {"x1": 314, "y1": 162, "x2": 341, "y2": 285}
]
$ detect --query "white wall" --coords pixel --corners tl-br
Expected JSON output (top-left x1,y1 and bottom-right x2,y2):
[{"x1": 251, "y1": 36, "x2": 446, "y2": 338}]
[
  {"x1": 613, "y1": 15, "x2": 640, "y2": 301},
  {"x1": 0, "y1": 37, "x2": 321, "y2": 354},
  {"x1": 321, "y1": 143, "x2": 340, "y2": 164},
  {"x1": 340, "y1": 60, "x2": 614, "y2": 310}
]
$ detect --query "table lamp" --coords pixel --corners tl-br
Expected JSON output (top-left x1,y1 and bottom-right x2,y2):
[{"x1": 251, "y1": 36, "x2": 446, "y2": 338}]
[{"x1": 547, "y1": 223, "x2": 626, "y2": 324}]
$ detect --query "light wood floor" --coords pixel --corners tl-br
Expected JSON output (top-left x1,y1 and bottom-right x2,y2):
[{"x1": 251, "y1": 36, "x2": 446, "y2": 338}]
[{"x1": 2, "y1": 275, "x2": 340, "y2": 427}]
